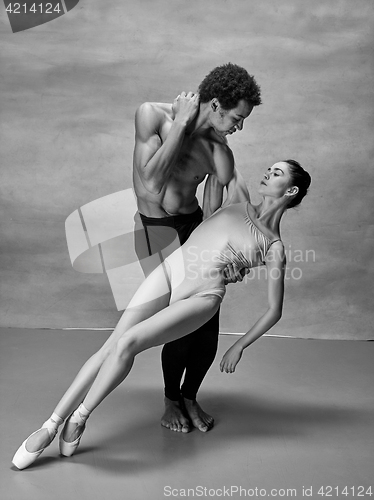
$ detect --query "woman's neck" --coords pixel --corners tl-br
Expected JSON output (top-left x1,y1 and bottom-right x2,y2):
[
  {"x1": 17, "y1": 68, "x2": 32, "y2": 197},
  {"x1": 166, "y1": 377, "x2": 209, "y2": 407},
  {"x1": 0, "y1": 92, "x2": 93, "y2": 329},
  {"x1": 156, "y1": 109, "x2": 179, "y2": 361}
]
[{"x1": 251, "y1": 197, "x2": 287, "y2": 235}]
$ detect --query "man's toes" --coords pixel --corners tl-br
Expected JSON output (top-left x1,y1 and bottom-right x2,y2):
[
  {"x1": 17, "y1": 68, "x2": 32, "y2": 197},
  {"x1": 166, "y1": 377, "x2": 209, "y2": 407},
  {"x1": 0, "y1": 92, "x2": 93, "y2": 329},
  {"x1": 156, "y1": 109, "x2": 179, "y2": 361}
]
[
  {"x1": 180, "y1": 417, "x2": 190, "y2": 430},
  {"x1": 189, "y1": 411, "x2": 214, "y2": 432},
  {"x1": 177, "y1": 419, "x2": 190, "y2": 432},
  {"x1": 160, "y1": 398, "x2": 191, "y2": 433},
  {"x1": 205, "y1": 416, "x2": 214, "y2": 428},
  {"x1": 196, "y1": 420, "x2": 208, "y2": 432},
  {"x1": 181, "y1": 420, "x2": 190, "y2": 433}
]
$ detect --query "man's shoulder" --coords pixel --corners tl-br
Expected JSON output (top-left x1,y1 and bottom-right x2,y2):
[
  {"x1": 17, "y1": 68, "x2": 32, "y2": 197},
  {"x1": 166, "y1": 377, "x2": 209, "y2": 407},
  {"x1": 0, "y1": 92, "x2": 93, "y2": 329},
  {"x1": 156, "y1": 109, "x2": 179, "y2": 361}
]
[
  {"x1": 136, "y1": 101, "x2": 173, "y2": 121},
  {"x1": 135, "y1": 102, "x2": 173, "y2": 138}
]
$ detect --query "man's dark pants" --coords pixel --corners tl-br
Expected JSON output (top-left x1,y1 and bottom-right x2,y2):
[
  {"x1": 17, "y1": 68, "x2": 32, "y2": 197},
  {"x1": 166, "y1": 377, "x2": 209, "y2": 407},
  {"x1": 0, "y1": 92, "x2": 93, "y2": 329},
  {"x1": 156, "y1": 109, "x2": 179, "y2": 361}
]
[{"x1": 134, "y1": 207, "x2": 219, "y2": 401}]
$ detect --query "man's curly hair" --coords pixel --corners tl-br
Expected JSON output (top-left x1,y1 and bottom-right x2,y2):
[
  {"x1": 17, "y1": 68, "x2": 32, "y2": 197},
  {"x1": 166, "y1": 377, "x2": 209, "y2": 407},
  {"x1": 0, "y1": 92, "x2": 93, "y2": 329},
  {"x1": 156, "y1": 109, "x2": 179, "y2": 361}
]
[{"x1": 198, "y1": 63, "x2": 262, "y2": 110}]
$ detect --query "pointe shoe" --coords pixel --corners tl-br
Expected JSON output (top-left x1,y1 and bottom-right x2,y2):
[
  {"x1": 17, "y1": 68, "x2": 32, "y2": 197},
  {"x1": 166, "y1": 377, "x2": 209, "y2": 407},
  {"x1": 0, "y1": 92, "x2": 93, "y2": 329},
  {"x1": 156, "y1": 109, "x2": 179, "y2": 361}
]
[
  {"x1": 59, "y1": 408, "x2": 88, "y2": 457},
  {"x1": 12, "y1": 419, "x2": 59, "y2": 470}
]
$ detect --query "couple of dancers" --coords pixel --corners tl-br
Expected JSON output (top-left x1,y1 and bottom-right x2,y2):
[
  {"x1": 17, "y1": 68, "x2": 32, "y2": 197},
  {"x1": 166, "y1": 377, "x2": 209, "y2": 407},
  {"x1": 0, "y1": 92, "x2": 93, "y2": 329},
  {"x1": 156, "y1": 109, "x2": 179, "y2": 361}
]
[{"x1": 12, "y1": 64, "x2": 311, "y2": 470}]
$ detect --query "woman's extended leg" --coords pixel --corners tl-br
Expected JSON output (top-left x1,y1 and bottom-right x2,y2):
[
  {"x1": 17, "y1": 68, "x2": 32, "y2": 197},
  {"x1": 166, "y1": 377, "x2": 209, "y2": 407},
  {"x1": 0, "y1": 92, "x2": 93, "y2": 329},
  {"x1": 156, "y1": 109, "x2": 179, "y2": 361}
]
[
  {"x1": 58, "y1": 294, "x2": 221, "y2": 457},
  {"x1": 54, "y1": 265, "x2": 171, "y2": 420},
  {"x1": 14, "y1": 264, "x2": 172, "y2": 463},
  {"x1": 82, "y1": 295, "x2": 221, "y2": 413},
  {"x1": 56, "y1": 244, "x2": 187, "y2": 423}
]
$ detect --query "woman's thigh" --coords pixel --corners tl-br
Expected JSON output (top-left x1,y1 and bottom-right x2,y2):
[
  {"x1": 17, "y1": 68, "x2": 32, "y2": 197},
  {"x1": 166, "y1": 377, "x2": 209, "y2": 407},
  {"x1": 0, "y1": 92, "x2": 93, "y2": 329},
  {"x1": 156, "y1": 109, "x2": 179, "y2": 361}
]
[
  {"x1": 102, "y1": 263, "x2": 171, "y2": 349},
  {"x1": 122, "y1": 295, "x2": 222, "y2": 355}
]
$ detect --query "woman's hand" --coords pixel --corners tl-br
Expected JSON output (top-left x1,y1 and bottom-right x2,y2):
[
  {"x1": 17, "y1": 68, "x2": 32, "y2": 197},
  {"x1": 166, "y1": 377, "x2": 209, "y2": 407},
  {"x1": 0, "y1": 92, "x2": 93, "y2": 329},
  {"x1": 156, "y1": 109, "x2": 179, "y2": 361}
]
[{"x1": 220, "y1": 344, "x2": 243, "y2": 373}]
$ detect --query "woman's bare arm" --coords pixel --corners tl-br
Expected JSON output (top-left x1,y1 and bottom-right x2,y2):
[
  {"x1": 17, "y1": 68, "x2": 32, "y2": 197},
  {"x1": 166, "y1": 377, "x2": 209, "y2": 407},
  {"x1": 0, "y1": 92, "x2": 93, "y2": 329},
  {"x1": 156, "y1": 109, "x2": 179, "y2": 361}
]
[{"x1": 220, "y1": 241, "x2": 286, "y2": 373}]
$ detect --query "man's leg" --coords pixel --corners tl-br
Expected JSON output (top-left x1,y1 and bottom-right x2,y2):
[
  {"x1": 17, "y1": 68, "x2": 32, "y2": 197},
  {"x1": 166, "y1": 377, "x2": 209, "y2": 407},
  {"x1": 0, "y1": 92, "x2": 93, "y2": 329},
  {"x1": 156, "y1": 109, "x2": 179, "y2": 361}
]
[
  {"x1": 135, "y1": 208, "x2": 218, "y2": 432},
  {"x1": 181, "y1": 310, "x2": 219, "y2": 432},
  {"x1": 160, "y1": 212, "x2": 216, "y2": 432},
  {"x1": 160, "y1": 334, "x2": 195, "y2": 432},
  {"x1": 159, "y1": 210, "x2": 222, "y2": 432},
  {"x1": 134, "y1": 213, "x2": 193, "y2": 432},
  {"x1": 161, "y1": 312, "x2": 219, "y2": 432}
]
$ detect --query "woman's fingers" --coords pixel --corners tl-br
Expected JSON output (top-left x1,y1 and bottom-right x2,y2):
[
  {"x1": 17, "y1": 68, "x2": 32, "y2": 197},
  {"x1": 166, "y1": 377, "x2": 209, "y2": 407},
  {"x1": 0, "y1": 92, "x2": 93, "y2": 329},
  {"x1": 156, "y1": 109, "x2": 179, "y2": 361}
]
[{"x1": 220, "y1": 356, "x2": 236, "y2": 373}]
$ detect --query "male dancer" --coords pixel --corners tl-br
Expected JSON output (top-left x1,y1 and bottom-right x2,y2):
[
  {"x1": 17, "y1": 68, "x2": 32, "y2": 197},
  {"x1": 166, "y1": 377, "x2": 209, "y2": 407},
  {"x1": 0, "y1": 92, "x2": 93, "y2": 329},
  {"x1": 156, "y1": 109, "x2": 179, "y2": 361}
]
[{"x1": 133, "y1": 63, "x2": 261, "y2": 433}]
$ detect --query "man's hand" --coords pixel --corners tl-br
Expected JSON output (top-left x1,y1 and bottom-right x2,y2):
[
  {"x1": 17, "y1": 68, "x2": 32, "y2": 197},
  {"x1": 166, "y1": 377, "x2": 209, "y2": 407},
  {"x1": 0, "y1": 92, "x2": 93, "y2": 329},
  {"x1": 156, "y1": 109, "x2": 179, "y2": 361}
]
[
  {"x1": 172, "y1": 91, "x2": 199, "y2": 127},
  {"x1": 223, "y1": 264, "x2": 250, "y2": 285},
  {"x1": 220, "y1": 344, "x2": 243, "y2": 373}
]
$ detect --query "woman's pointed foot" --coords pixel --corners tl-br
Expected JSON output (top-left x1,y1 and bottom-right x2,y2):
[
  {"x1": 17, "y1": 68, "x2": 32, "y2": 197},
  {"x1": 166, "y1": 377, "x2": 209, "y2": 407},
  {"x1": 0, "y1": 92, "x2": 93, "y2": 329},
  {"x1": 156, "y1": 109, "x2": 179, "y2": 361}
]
[
  {"x1": 59, "y1": 404, "x2": 90, "y2": 457},
  {"x1": 12, "y1": 415, "x2": 62, "y2": 470}
]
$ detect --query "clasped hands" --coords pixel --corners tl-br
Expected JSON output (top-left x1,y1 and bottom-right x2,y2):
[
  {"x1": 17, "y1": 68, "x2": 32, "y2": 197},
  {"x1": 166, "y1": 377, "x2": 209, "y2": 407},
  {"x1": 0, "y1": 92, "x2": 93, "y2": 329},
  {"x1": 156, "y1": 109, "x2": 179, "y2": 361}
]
[{"x1": 223, "y1": 264, "x2": 250, "y2": 285}]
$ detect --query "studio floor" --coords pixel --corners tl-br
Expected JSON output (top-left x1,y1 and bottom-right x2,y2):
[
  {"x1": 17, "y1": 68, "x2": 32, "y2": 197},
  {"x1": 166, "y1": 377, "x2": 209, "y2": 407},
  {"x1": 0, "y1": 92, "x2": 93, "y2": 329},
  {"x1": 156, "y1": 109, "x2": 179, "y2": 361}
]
[{"x1": 1, "y1": 328, "x2": 373, "y2": 500}]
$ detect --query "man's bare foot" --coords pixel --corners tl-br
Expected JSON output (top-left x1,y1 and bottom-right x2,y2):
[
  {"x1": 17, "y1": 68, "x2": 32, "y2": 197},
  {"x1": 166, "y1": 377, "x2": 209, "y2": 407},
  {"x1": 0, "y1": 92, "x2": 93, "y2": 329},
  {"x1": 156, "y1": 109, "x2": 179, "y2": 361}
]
[
  {"x1": 183, "y1": 398, "x2": 214, "y2": 432},
  {"x1": 161, "y1": 397, "x2": 190, "y2": 433}
]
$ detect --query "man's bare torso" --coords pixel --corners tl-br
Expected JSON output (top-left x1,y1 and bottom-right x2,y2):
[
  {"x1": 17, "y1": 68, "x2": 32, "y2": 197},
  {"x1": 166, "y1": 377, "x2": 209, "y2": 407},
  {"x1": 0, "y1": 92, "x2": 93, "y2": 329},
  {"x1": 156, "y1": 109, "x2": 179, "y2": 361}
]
[{"x1": 133, "y1": 102, "x2": 229, "y2": 217}]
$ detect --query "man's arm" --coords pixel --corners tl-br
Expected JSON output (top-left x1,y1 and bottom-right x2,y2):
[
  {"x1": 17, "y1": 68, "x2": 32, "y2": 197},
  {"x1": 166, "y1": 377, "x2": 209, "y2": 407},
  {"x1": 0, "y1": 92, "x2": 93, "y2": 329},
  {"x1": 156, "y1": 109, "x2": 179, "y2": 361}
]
[
  {"x1": 203, "y1": 164, "x2": 251, "y2": 218},
  {"x1": 133, "y1": 93, "x2": 199, "y2": 194},
  {"x1": 202, "y1": 143, "x2": 249, "y2": 284},
  {"x1": 202, "y1": 143, "x2": 235, "y2": 218},
  {"x1": 221, "y1": 166, "x2": 251, "y2": 207},
  {"x1": 202, "y1": 175, "x2": 225, "y2": 219}
]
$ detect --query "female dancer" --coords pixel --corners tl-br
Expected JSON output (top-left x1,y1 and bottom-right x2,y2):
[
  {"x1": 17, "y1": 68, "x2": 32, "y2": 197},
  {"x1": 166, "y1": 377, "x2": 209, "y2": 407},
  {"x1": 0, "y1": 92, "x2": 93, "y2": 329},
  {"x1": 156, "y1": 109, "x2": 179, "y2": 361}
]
[{"x1": 12, "y1": 159, "x2": 311, "y2": 470}]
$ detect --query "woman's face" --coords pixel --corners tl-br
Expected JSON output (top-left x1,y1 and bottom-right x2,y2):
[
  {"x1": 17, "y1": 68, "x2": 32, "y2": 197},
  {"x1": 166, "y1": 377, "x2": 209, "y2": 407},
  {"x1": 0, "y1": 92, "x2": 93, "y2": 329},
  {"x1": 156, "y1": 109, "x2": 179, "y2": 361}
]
[{"x1": 258, "y1": 162, "x2": 294, "y2": 200}]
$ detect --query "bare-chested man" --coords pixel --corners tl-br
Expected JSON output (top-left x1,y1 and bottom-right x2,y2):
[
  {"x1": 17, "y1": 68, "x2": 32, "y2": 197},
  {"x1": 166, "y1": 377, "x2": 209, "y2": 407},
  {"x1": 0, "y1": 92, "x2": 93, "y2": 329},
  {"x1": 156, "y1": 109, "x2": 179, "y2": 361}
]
[{"x1": 132, "y1": 63, "x2": 261, "y2": 433}]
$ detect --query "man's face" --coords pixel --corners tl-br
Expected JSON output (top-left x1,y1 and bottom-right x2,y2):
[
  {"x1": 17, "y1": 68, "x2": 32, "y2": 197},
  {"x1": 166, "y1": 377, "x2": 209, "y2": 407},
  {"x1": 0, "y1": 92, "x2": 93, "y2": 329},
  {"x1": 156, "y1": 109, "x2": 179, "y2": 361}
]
[{"x1": 212, "y1": 99, "x2": 253, "y2": 136}]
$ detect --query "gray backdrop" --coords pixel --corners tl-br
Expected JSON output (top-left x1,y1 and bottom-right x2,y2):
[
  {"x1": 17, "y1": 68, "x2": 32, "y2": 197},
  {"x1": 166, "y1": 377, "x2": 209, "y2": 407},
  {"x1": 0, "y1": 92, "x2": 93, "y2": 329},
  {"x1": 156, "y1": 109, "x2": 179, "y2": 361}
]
[{"x1": 1, "y1": 0, "x2": 373, "y2": 339}]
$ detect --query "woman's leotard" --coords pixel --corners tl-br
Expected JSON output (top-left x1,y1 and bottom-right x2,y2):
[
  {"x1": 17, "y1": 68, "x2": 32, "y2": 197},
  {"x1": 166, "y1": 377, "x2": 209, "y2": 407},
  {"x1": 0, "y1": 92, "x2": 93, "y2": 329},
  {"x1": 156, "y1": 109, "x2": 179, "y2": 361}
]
[{"x1": 165, "y1": 202, "x2": 282, "y2": 304}]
